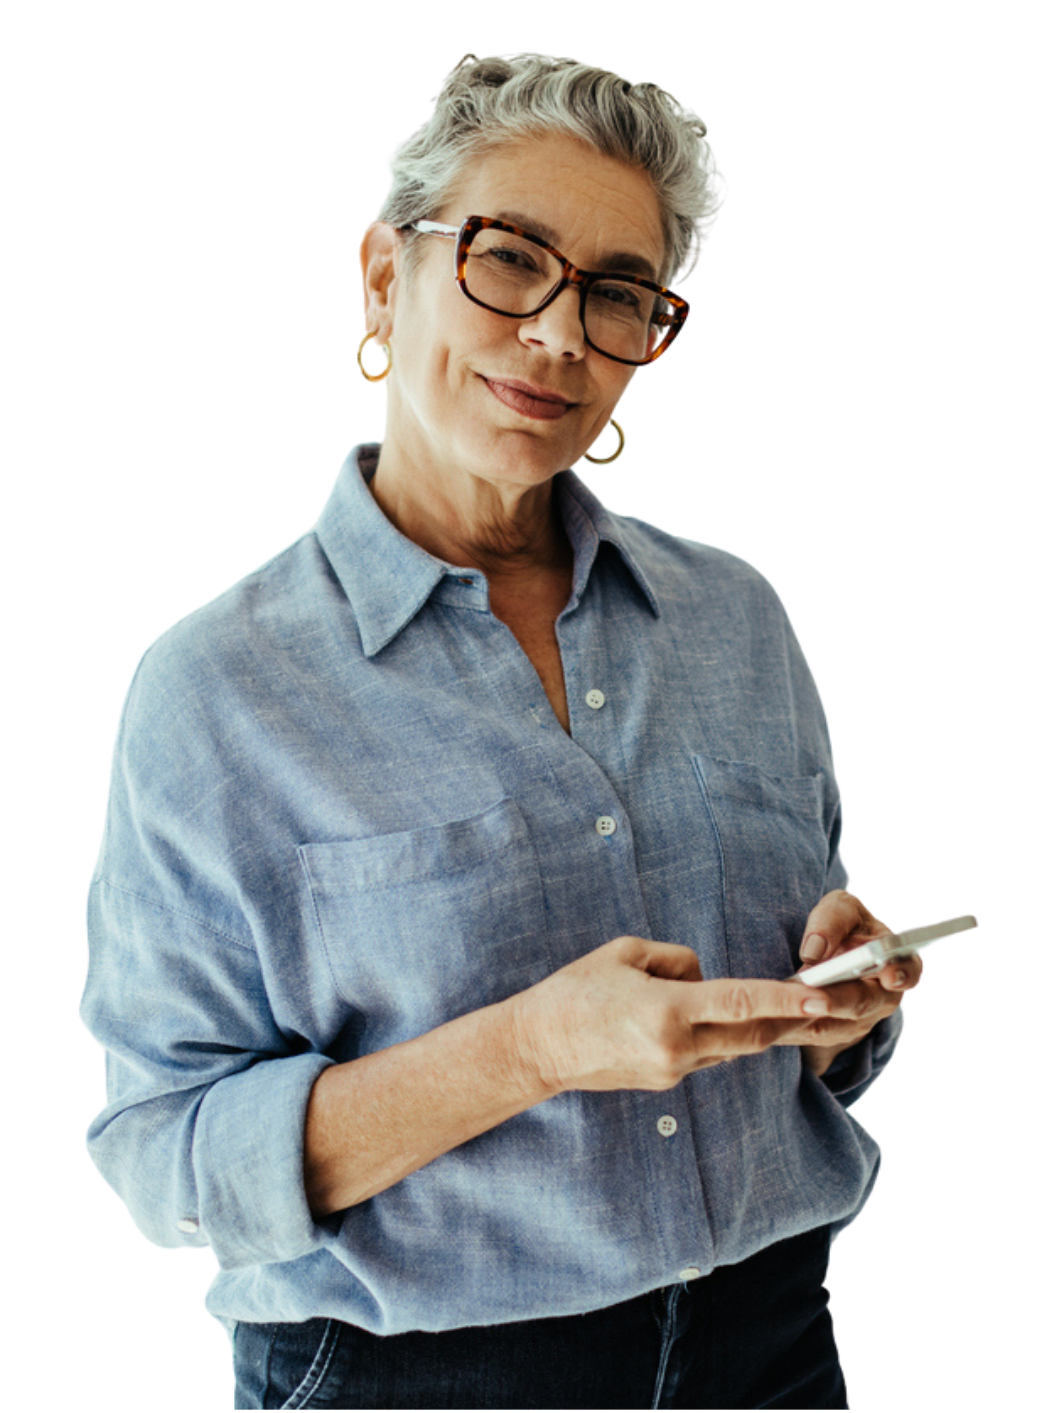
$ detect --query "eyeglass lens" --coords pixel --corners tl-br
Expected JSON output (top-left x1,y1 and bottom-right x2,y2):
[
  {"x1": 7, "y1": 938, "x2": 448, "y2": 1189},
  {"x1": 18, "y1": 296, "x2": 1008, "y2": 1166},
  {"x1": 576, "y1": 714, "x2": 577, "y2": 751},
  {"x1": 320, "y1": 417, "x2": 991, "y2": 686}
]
[{"x1": 465, "y1": 227, "x2": 675, "y2": 363}]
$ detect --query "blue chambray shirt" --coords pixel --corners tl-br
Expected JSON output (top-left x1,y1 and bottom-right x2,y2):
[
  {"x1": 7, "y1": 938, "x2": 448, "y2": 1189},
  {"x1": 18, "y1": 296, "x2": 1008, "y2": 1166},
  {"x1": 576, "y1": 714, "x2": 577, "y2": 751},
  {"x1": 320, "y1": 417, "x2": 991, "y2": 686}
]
[{"x1": 82, "y1": 444, "x2": 901, "y2": 1336}]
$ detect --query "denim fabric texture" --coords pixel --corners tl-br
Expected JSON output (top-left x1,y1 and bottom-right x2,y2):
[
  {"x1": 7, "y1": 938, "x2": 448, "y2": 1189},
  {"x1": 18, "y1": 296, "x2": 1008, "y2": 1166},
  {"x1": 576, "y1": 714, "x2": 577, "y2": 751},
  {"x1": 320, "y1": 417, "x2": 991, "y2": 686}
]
[
  {"x1": 82, "y1": 444, "x2": 901, "y2": 1336},
  {"x1": 232, "y1": 1225, "x2": 847, "y2": 1409}
]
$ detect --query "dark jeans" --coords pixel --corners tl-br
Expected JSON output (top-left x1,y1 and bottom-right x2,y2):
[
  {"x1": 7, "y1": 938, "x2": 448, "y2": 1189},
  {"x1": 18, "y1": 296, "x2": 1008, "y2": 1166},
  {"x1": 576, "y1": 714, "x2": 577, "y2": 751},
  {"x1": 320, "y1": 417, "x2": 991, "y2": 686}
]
[{"x1": 233, "y1": 1225, "x2": 848, "y2": 1409}]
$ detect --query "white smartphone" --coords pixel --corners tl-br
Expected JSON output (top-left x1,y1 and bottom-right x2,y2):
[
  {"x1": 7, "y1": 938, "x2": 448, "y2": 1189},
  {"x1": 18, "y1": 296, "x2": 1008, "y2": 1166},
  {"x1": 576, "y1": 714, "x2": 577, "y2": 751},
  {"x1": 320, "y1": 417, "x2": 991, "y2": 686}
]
[{"x1": 793, "y1": 914, "x2": 977, "y2": 986}]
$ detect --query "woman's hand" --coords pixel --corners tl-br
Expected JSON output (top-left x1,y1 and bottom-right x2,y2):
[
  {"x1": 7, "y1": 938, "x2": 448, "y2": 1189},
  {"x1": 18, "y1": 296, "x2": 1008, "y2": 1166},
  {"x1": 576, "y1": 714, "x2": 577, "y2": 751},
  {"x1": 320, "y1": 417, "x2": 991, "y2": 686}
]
[
  {"x1": 306, "y1": 902, "x2": 917, "y2": 1215},
  {"x1": 508, "y1": 934, "x2": 837, "y2": 1095},
  {"x1": 784, "y1": 889, "x2": 922, "y2": 1076}
]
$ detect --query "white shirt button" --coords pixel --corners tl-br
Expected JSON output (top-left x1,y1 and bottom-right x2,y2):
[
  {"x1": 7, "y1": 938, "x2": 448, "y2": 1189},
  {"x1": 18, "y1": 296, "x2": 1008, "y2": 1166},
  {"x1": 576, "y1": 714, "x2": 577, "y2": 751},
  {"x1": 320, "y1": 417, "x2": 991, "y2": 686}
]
[
  {"x1": 176, "y1": 1218, "x2": 200, "y2": 1234},
  {"x1": 678, "y1": 1266, "x2": 703, "y2": 1282},
  {"x1": 585, "y1": 689, "x2": 606, "y2": 710},
  {"x1": 657, "y1": 1115, "x2": 678, "y2": 1137},
  {"x1": 595, "y1": 816, "x2": 617, "y2": 837}
]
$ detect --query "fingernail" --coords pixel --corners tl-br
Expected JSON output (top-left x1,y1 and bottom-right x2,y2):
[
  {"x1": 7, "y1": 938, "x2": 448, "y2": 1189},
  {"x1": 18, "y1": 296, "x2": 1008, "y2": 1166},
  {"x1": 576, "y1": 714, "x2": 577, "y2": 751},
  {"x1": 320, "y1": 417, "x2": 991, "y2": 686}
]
[
  {"x1": 891, "y1": 968, "x2": 907, "y2": 987},
  {"x1": 800, "y1": 934, "x2": 826, "y2": 963},
  {"x1": 803, "y1": 997, "x2": 830, "y2": 1015}
]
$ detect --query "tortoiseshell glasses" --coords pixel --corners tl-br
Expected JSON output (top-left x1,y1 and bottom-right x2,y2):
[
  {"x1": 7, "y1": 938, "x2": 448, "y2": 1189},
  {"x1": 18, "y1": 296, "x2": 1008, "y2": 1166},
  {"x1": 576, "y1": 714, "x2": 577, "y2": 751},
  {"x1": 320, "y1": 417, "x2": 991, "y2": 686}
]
[{"x1": 402, "y1": 215, "x2": 689, "y2": 366}]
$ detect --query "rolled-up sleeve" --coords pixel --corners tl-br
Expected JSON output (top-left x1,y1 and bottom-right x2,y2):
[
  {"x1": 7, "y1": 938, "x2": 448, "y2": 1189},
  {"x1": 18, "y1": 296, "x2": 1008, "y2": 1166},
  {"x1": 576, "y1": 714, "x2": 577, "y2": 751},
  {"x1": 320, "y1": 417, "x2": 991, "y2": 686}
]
[
  {"x1": 83, "y1": 878, "x2": 335, "y2": 1266},
  {"x1": 819, "y1": 1009, "x2": 903, "y2": 1106},
  {"x1": 80, "y1": 625, "x2": 344, "y2": 1270},
  {"x1": 811, "y1": 785, "x2": 903, "y2": 1105}
]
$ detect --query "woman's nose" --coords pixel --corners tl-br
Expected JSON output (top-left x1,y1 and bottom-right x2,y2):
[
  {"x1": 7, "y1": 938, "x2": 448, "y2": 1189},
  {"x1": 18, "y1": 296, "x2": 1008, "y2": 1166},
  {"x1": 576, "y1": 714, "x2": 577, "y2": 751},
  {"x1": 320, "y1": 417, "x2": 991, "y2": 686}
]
[{"x1": 517, "y1": 286, "x2": 586, "y2": 359}]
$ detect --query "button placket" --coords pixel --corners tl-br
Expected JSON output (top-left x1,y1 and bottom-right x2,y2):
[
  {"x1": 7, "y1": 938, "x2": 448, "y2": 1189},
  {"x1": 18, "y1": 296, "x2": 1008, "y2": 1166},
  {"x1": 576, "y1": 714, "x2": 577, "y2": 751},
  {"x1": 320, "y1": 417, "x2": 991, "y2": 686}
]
[{"x1": 657, "y1": 1114, "x2": 702, "y2": 1287}]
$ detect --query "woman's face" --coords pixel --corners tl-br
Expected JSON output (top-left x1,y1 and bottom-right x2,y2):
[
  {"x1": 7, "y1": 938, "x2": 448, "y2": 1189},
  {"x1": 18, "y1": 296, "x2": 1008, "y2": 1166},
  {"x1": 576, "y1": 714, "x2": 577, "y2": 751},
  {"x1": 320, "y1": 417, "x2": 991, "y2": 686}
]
[{"x1": 368, "y1": 133, "x2": 668, "y2": 493}]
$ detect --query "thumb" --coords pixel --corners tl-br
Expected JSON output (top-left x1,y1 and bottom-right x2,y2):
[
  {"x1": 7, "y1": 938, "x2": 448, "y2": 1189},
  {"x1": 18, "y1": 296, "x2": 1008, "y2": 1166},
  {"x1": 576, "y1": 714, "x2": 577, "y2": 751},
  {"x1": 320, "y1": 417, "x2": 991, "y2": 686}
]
[
  {"x1": 635, "y1": 939, "x2": 704, "y2": 983},
  {"x1": 800, "y1": 890, "x2": 888, "y2": 965},
  {"x1": 799, "y1": 930, "x2": 829, "y2": 965}
]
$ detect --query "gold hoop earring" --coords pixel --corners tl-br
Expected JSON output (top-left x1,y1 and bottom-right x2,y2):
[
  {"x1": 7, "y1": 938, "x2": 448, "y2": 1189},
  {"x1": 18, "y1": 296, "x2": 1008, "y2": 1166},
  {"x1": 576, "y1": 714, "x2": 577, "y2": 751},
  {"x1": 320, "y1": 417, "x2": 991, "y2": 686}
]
[
  {"x1": 584, "y1": 419, "x2": 624, "y2": 464},
  {"x1": 357, "y1": 332, "x2": 392, "y2": 382}
]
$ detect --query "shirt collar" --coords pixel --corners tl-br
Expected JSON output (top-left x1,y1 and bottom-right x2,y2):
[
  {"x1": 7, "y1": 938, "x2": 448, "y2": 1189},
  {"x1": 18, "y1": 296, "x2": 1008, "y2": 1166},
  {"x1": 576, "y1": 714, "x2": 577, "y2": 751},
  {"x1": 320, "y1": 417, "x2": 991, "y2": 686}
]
[{"x1": 315, "y1": 444, "x2": 660, "y2": 658}]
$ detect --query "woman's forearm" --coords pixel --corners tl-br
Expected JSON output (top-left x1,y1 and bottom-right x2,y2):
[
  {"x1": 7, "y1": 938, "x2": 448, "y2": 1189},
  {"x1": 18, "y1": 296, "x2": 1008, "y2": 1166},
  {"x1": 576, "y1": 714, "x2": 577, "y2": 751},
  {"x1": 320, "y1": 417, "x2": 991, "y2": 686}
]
[{"x1": 303, "y1": 997, "x2": 549, "y2": 1218}]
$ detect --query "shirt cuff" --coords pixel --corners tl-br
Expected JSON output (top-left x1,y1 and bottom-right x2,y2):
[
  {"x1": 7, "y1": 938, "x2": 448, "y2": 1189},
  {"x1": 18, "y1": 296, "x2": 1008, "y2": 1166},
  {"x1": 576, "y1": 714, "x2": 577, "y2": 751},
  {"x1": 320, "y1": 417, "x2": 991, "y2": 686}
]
[
  {"x1": 819, "y1": 1008, "x2": 903, "y2": 1106},
  {"x1": 191, "y1": 1051, "x2": 336, "y2": 1269}
]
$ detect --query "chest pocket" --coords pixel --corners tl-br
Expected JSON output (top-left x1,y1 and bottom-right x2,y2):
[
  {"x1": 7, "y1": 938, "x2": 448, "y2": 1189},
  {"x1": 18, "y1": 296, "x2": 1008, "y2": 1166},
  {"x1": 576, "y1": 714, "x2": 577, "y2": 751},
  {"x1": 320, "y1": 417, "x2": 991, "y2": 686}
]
[
  {"x1": 692, "y1": 754, "x2": 830, "y2": 980},
  {"x1": 298, "y1": 798, "x2": 548, "y2": 1049}
]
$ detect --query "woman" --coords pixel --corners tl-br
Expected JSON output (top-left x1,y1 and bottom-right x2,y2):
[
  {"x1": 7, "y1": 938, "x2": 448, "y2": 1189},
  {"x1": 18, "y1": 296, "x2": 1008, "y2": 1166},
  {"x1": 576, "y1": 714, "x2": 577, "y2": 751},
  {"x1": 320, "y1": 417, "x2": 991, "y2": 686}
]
[{"x1": 83, "y1": 54, "x2": 919, "y2": 1409}]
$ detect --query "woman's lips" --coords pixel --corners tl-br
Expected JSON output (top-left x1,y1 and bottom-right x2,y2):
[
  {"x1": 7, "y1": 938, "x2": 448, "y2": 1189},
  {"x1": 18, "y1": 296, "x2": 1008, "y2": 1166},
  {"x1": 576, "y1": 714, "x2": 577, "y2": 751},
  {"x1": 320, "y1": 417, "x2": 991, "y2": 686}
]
[{"x1": 483, "y1": 377, "x2": 574, "y2": 422}]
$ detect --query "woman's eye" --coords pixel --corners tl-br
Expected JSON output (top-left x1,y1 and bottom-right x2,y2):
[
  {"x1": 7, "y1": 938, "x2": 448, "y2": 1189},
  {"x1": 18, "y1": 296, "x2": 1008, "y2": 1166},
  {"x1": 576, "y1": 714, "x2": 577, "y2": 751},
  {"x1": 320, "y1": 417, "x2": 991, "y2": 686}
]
[
  {"x1": 486, "y1": 246, "x2": 541, "y2": 273},
  {"x1": 591, "y1": 283, "x2": 645, "y2": 315}
]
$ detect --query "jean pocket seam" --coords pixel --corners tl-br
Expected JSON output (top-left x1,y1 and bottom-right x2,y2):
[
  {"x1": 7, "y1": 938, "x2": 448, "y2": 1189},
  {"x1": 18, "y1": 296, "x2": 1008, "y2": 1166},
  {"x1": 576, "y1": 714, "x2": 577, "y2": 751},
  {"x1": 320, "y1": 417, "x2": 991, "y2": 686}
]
[{"x1": 280, "y1": 1319, "x2": 340, "y2": 1410}]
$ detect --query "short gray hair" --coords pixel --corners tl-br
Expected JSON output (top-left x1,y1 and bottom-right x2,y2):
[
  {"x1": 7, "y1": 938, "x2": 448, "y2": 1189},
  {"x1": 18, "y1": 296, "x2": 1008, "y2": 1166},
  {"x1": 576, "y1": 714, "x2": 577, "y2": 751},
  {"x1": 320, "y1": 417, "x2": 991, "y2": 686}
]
[{"x1": 378, "y1": 54, "x2": 720, "y2": 284}]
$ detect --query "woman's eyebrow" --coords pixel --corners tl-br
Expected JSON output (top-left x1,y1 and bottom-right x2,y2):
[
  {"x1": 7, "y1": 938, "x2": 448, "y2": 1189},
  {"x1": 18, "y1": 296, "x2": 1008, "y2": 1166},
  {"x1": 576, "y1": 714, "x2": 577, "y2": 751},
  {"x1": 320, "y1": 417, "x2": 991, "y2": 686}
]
[{"x1": 491, "y1": 209, "x2": 659, "y2": 281}]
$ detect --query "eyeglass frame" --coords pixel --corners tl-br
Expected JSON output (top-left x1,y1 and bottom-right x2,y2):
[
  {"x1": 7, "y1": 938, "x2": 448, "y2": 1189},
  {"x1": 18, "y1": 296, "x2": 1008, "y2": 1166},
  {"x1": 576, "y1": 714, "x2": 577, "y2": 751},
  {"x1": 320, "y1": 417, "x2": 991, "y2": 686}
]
[{"x1": 399, "y1": 215, "x2": 690, "y2": 366}]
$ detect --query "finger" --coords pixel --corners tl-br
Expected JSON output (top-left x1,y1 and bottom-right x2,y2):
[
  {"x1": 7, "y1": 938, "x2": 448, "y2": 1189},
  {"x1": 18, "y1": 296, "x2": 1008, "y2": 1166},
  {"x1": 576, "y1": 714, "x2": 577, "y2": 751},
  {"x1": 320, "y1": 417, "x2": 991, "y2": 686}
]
[
  {"x1": 685, "y1": 977, "x2": 832, "y2": 1025},
  {"x1": 799, "y1": 890, "x2": 889, "y2": 966},
  {"x1": 810, "y1": 970, "x2": 914, "y2": 1024},
  {"x1": 773, "y1": 1015, "x2": 864, "y2": 1047},
  {"x1": 654, "y1": 951, "x2": 704, "y2": 982},
  {"x1": 688, "y1": 1015, "x2": 808, "y2": 1064},
  {"x1": 802, "y1": 976, "x2": 883, "y2": 1019},
  {"x1": 874, "y1": 953, "x2": 923, "y2": 992},
  {"x1": 633, "y1": 940, "x2": 704, "y2": 983}
]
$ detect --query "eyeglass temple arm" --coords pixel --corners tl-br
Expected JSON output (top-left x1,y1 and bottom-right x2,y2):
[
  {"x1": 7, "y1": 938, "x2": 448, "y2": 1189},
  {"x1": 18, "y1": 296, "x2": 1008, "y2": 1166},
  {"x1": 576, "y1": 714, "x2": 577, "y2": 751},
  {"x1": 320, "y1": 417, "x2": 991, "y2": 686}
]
[{"x1": 403, "y1": 221, "x2": 460, "y2": 238}]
